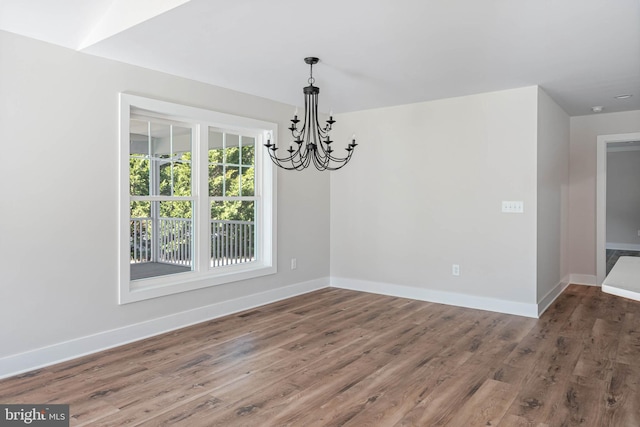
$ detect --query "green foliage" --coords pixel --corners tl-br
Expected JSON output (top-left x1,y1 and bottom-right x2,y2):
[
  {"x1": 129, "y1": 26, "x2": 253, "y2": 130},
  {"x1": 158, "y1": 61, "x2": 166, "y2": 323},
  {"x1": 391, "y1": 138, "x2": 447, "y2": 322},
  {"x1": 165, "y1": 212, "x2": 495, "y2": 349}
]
[
  {"x1": 211, "y1": 200, "x2": 254, "y2": 223},
  {"x1": 130, "y1": 157, "x2": 149, "y2": 219},
  {"x1": 130, "y1": 144, "x2": 255, "y2": 223},
  {"x1": 209, "y1": 145, "x2": 255, "y2": 222},
  {"x1": 130, "y1": 157, "x2": 149, "y2": 196},
  {"x1": 159, "y1": 152, "x2": 192, "y2": 219}
]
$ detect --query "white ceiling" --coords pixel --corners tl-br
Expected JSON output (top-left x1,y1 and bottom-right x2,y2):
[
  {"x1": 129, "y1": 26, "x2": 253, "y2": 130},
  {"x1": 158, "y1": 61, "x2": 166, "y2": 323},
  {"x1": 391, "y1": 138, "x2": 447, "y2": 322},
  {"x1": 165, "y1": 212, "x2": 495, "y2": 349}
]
[{"x1": 1, "y1": 0, "x2": 639, "y2": 115}]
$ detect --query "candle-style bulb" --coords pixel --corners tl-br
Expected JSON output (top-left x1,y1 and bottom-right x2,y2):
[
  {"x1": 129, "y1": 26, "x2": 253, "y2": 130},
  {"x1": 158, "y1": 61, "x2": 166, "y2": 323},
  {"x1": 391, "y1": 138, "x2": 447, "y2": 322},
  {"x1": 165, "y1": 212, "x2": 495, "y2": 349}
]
[
  {"x1": 329, "y1": 109, "x2": 333, "y2": 118},
  {"x1": 294, "y1": 107, "x2": 298, "y2": 117}
]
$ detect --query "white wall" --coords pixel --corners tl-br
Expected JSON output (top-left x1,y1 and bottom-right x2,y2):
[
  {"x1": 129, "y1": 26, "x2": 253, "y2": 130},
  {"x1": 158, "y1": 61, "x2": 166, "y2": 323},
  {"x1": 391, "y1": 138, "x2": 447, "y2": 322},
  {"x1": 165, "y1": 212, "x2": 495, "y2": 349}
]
[
  {"x1": 569, "y1": 111, "x2": 640, "y2": 278},
  {"x1": 0, "y1": 30, "x2": 330, "y2": 374},
  {"x1": 330, "y1": 87, "x2": 539, "y2": 314},
  {"x1": 536, "y1": 89, "x2": 570, "y2": 302},
  {"x1": 606, "y1": 149, "x2": 640, "y2": 249}
]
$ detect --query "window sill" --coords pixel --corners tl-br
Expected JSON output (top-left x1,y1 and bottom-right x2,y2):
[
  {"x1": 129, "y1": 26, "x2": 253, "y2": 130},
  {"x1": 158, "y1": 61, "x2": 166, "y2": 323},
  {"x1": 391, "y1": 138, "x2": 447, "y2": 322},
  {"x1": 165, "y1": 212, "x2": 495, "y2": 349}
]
[{"x1": 119, "y1": 263, "x2": 277, "y2": 304}]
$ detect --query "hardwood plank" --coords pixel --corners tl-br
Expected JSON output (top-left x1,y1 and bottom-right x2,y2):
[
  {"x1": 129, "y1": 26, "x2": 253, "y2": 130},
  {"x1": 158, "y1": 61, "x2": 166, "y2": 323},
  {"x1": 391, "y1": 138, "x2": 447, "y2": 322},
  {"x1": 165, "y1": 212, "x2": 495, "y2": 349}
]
[
  {"x1": 616, "y1": 312, "x2": 640, "y2": 365},
  {"x1": 202, "y1": 330, "x2": 372, "y2": 406},
  {"x1": 134, "y1": 394, "x2": 225, "y2": 427},
  {"x1": 503, "y1": 334, "x2": 584, "y2": 424},
  {"x1": 588, "y1": 288, "x2": 628, "y2": 323},
  {"x1": 499, "y1": 414, "x2": 550, "y2": 426},
  {"x1": 601, "y1": 362, "x2": 640, "y2": 427},
  {"x1": 572, "y1": 318, "x2": 621, "y2": 381},
  {"x1": 558, "y1": 296, "x2": 598, "y2": 338},
  {"x1": 341, "y1": 349, "x2": 474, "y2": 427},
  {"x1": 283, "y1": 326, "x2": 468, "y2": 426},
  {"x1": 226, "y1": 322, "x2": 430, "y2": 426},
  {"x1": 445, "y1": 379, "x2": 515, "y2": 427},
  {"x1": 393, "y1": 319, "x2": 526, "y2": 426}
]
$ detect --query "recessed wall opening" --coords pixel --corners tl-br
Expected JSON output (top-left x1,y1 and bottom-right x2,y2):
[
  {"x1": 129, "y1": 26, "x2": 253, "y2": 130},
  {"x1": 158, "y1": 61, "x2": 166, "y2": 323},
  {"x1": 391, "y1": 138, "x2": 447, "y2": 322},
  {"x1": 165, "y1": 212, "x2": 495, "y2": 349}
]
[{"x1": 597, "y1": 133, "x2": 640, "y2": 301}]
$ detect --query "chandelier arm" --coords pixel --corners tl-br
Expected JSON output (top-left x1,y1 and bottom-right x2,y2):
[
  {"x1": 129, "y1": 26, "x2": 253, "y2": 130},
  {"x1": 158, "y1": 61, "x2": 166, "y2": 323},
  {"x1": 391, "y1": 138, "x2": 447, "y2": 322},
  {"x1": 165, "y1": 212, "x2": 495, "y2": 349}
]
[
  {"x1": 312, "y1": 93, "x2": 331, "y2": 140},
  {"x1": 266, "y1": 140, "x2": 306, "y2": 170},
  {"x1": 291, "y1": 144, "x2": 308, "y2": 170},
  {"x1": 267, "y1": 151, "x2": 294, "y2": 170},
  {"x1": 291, "y1": 128, "x2": 302, "y2": 140},
  {"x1": 327, "y1": 153, "x2": 348, "y2": 163},
  {"x1": 268, "y1": 150, "x2": 306, "y2": 171},
  {"x1": 327, "y1": 135, "x2": 358, "y2": 163},
  {"x1": 311, "y1": 148, "x2": 328, "y2": 171},
  {"x1": 314, "y1": 134, "x2": 350, "y2": 165},
  {"x1": 314, "y1": 147, "x2": 350, "y2": 171},
  {"x1": 266, "y1": 130, "x2": 319, "y2": 171},
  {"x1": 325, "y1": 149, "x2": 354, "y2": 171},
  {"x1": 316, "y1": 141, "x2": 333, "y2": 163},
  {"x1": 269, "y1": 155, "x2": 296, "y2": 170},
  {"x1": 311, "y1": 158, "x2": 324, "y2": 171},
  {"x1": 292, "y1": 129, "x2": 312, "y2": 170}
]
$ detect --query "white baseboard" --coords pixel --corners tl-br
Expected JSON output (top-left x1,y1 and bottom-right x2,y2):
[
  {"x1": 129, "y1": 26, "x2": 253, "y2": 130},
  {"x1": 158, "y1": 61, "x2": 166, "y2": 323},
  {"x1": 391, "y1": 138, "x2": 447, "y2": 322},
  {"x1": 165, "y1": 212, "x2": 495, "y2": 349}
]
[
  {"x1": 606, "y1": 243, "x2": 640, "y2": 251},
  {"x1": 537, "y1": 276, "x2": 570, "y2": 316},
  {"x1": 330, "y1": 277, "x2": 539, "y2": 318},
  {"x1": 0, "y1": 278, "x2": 329, "y2": 380},
  {"x1": 570, "y1": 274, "x2": 598, "y2": 286}
]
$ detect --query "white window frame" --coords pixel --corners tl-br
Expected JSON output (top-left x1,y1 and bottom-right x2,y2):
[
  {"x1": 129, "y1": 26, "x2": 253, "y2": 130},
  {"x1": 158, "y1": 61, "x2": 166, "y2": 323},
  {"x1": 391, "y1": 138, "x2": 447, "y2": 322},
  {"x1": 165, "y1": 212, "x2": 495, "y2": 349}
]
[{"x1": 119, "y1": 93, "x2": 277, "y2": 304}]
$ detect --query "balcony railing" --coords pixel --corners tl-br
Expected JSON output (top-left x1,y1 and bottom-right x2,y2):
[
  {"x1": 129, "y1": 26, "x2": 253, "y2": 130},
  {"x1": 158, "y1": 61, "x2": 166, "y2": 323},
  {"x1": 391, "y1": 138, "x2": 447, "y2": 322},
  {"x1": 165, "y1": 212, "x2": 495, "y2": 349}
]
[
  {"x1": 130, "y1": 217, "x2": 255, "y2": 268},
  {"x1": 130, "y1": 217, "x2": 153, "y2": 264},
  {"x1": 211, "y1": 220, "x2": 255, "y2": 267},
  {"x1": 159, "y1": 218, "x2": 192, "y2": 266}
]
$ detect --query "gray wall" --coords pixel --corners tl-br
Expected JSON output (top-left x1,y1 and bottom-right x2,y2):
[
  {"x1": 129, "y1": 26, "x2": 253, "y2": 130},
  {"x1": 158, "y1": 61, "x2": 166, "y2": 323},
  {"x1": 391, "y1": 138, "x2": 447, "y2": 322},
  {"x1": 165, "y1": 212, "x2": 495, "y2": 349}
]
[
  {"x1": 606, "y1": 149, "x2": 640, "y2": 249},
  {"x1": 0, "y1": 30, "x2": 330, "y2": 360},
  {"x1": 536, "y1": 89, "x2": 570, "y2": 300},
  {"x1": 330, "y1": 87, "x2": 540, "y2": 307}
]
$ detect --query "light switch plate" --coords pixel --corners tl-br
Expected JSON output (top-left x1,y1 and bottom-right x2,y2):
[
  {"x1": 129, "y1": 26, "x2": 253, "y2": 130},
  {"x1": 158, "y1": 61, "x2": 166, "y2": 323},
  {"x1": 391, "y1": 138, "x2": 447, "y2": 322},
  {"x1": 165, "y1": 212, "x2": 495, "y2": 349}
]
[{"x1": 502, "y1": 201, "x2": 524, "y2": 213}]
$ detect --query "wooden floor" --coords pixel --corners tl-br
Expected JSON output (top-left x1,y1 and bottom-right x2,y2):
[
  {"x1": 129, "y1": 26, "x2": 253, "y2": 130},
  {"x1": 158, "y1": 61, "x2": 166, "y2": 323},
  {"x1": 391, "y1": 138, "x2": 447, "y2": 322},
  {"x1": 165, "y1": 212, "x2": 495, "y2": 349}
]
[{"x1": 1, "y1": 285, "x2": 639, "y2": 426}]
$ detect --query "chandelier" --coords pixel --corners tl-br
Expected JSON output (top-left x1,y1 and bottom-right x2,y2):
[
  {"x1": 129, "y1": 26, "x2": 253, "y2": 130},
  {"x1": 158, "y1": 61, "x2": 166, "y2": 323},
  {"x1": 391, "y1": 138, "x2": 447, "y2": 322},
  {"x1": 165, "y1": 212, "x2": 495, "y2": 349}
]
[{"x1": 264, "y1": 57, "x2": 357, "y2": 171}]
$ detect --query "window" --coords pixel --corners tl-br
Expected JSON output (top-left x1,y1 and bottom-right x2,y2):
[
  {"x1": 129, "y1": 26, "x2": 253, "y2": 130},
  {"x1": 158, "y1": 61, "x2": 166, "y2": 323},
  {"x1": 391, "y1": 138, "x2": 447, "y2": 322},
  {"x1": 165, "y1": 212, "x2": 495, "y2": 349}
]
[
  {"x1": 129, "y1": 117, "x2": 195, "y2": 279},
  {"x1": 119, "y1": 94, "x2": 277, "y2": 304},
  {"x1": 208, "y1": 129, "x2": 257, "y2": 268}
]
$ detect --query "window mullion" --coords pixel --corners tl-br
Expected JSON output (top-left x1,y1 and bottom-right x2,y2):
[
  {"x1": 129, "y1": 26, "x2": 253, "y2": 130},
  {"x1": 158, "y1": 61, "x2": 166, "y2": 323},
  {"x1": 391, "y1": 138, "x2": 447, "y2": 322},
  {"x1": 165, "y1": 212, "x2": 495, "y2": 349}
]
[
  {"x1": 170, "y1": 124, "x2": 174, "y2": 197},
  {"x1": 197, "y1": 123, "x2": 210, "y2": 272},
  {"x1": 222, "y1": 132, "x2": 227, "y2": 198}
]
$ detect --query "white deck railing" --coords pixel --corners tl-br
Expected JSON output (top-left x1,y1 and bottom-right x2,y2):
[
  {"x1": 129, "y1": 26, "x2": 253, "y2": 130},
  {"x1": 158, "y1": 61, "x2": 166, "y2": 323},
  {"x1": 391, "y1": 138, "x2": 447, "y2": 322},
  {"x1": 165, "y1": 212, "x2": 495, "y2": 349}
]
[
  {"x1": 130, "y1": 218, "x2": 152, "y2": 263},
  {"x1": 210, "y1": 220, "x2": 255, "y2": 267},
  {"x1": 158, "y1": 218, "x2": 192, "y2": 266},
  {"x1": 130, "y1": 217, "x2": 255, "y2": 267}
]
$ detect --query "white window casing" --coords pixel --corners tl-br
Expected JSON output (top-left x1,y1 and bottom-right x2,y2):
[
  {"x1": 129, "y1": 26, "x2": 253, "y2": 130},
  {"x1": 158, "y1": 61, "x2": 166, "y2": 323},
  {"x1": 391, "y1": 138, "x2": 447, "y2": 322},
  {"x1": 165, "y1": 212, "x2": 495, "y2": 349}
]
[{"x1": 119, "y1": 93, "x2": 277, "y2": 304}]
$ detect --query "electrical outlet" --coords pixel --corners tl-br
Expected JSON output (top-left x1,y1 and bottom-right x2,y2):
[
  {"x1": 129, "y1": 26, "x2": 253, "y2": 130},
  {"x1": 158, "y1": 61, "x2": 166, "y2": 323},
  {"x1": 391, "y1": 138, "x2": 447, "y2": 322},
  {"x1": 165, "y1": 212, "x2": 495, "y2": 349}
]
[
  {"x1": 502, "y1": 201, "x2": 524, "y2": 213},
  {"x1": 291, "y1": 258, "x2": 297, "y2": 270},
  {"x1": 452, "y1": 264, "x2": 460, "y2": 276}
]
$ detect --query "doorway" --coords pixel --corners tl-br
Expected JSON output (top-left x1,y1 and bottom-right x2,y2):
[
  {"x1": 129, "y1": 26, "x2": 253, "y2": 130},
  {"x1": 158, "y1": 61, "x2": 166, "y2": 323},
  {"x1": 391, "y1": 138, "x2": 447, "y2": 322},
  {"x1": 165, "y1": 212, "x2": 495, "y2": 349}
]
[{"x1": 596, "y1": 132, "x2": 640, "y2": 285}]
